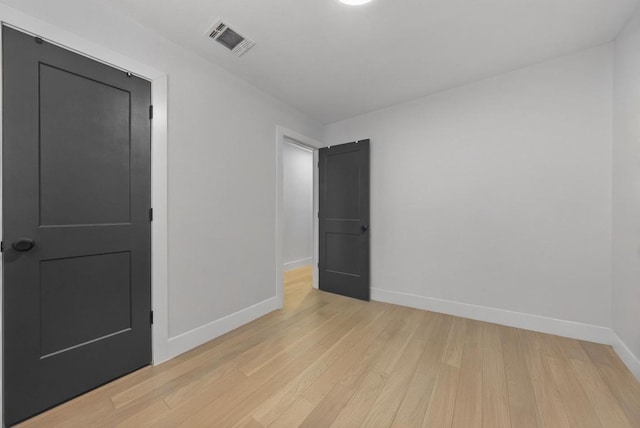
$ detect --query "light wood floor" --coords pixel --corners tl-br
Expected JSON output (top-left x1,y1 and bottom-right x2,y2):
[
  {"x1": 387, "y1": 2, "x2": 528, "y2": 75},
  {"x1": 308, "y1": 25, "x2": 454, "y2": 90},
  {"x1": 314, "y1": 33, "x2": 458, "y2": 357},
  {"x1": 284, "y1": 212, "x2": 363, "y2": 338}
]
[{"x1": 18, "y1": 266, "x2": 640, "y2": 427}]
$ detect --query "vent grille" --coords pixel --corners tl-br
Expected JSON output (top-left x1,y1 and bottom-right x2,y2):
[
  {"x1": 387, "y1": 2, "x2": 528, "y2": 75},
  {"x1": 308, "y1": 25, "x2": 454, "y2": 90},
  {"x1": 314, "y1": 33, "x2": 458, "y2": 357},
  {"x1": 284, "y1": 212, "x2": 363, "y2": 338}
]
[
  {"x1": 209, "y1": 23, "x2": 226, "y2": 39},
  {"x1": 206, "y1": 20, "x2": 255, "y2": 57}
]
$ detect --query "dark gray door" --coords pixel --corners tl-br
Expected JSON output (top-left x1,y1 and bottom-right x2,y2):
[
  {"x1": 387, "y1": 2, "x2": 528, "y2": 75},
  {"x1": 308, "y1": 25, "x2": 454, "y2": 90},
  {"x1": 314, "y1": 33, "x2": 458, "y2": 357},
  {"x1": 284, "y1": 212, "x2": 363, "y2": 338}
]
[
  {"x1": 319, "y1": 140, "x2": 370, "y2": 301},
  {"x1": 2, "y1": 27, "x2": 152, "y2": 426}
]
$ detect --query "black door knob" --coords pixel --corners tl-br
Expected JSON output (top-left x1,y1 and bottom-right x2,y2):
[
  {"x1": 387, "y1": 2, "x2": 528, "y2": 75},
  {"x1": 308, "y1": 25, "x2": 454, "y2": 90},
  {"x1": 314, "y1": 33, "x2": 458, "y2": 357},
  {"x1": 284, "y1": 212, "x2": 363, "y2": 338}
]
[
  {"x1": 361, "y1": 225, "x2": 369, "y2": 233},
  {"x1": 12, "y1": 238, "x2": 35, "y2": 252}
]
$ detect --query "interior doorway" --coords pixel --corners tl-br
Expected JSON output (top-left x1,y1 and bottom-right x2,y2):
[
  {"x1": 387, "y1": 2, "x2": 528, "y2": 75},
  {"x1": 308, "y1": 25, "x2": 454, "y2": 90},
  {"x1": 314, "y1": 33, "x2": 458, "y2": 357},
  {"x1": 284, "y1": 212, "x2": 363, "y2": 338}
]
[
  {"x1": 283, "y1": 141, "x2": 314, "y2": 271},
  {"x1": 275, "y1": 127, "x2": 321, "y2": 309},
  {"x1": 282, "y1": 140, "x2": 315, "y2": 304}
]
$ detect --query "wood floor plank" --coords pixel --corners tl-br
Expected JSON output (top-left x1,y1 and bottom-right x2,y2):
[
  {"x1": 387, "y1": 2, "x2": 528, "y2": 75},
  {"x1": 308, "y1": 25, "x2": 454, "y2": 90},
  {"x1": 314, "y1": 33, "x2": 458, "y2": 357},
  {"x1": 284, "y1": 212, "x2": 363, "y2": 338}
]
[
  {"x1": 422, "y1": 362, "x2": 460, "y2": 428},
  {"x1": 237, "y1": 299, "x2": 353, "y2": 376},
  {"x1": 252, "y1": 302, "x2": 388, "y2": 426},
  {"x1": 451, "y1": 320, "x2": 483, "y2": 428},
  {"x1": 17, "y1": 266, "x2": 640, "y2": 428},
  {"x1": 155, "y1": 306, "x2": 334, "y2": 412},
  {"x1": 301, "y1": 306, "x2": 402, "y2": 405},
  {"x1": 501, "y1": 326, "x2": 541, "y2": 428},
  {"x1": 481, "y1": 323, "x2": 511, "y2": 428},
  {"x1": 554, "y1": 336, "x2": 590, "y2": 362},
  {"x1": 329, "y1": 369, "x2": 389, "y2": 427},
  {"x1": 112, "y1": 400, "x2": 171, "y2": 428},
  {"x1": 442, "y1": 317, "x2": 467, "y2": 368},
  {"x1": 393, "y1": 315, "x2": 452, "y2": 427},
  {"x1": 111, "y1": 293, "x2": 335, "y2": 410},
  {"x1": 159, "y1": 297, "x2": 355, "y2": 414},
  {"x1": 593, "y1": 363, "x2": 640, "y2": 425},
  {"x1": 418, "y1": 315, "x2": 468, "y2": 428},
  {"x1": 546, "y1": 352, "x2": 602, "y2": 428},
  {"x1": 299, "y1": 383, "x2": 353, "y2": 428},
  {"x1": 309, "y1": 308, "x2": 422, "y2": 427},
  {"x1": 332, "y1": 310, "x2": 426, "y2": 427},
  {"x1": 233, "y1": 416, "x2": 265, "y2": 428},
  {"x1": 581, "y1": 341, "x2": 621, "y2": 368},
  {"x1": 18, "y1": 397, "x2": 115, "y2": 428},
  {"x1": 267, "y1": 398, "x2": 315, "y2": 428},
  {"x1": 176, "y1": 304, "x2": 369, "y2": 427},
  {"x1": 150, "y1": 309, "x2": 358, "y2": 426},
  {"x1": 369, "y1": 308, "x2": 424, "y2": 374},
  {"x1": 570, "y1": 358, "x2": 632, "y2": 427},
  {"x1": 519, "y1": 330, "x2": 570, "y2": 428},
  {"x1": 582, "y1": 340, "x2": 640, "y2": 425},
  {"x1": 360, "y1": 319, "x2": 428, "y2": 427}
]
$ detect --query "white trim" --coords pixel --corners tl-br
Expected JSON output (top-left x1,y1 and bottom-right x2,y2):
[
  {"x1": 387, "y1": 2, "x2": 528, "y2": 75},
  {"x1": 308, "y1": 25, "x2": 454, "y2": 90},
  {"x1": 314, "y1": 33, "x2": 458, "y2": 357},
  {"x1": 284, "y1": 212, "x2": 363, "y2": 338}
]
[
  {"x1": 611, "y1": 333, "x2": 640, "y2": 380},
  {"x1": 0, "y1": 5, "x2": 170, "y2": 423},
  {"x1": 166, "y1": 297, "x2": 278, "y2": 361},
  {"x1": 283, "y1": 138, "x2": 314, "y2": 153},
  {"x1": 0, "y1": 20, "x2": 5, "y2": 427},
  {"x1": 371, "y1": 287, "x2": 614, "y2": 345},
  {"x1": 150, "y1": 76, "x2": 170, "y2": 365},
  {"x1": 276, "y1": 126, "x2": 324, "y2": 308},
  {"x1": 312, "y1": 148, "x2": 319, "y2": 291},
  {"x1": 284, "y1": 257, "x2": 314, "y2": 271}
]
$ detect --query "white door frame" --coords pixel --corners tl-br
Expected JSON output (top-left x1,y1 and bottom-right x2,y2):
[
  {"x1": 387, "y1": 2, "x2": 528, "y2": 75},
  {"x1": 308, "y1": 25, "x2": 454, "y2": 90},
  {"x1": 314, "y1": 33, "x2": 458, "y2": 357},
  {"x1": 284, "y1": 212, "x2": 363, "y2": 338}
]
[
  {"x1": 0, "y1": 5, "x2": 170, "y2": 423},
  {"x1": 275, "y1": 126, "x2": 323, "y2": 308}
]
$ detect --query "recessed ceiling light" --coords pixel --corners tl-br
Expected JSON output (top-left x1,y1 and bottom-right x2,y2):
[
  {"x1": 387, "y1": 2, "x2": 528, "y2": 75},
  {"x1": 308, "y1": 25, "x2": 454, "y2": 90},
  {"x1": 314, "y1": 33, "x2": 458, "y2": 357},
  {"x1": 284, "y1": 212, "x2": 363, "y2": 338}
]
[{"x1": 338, "y1": 0, "x2": 371, "y2": 5}]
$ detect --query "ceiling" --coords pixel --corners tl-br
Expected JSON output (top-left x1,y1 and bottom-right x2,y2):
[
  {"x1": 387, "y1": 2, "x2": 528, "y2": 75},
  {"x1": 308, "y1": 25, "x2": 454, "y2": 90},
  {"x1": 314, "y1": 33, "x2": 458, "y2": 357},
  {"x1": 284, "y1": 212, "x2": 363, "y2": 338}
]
[{"x1": 110, "y1": 0, "x2": 637, "y2": 124}]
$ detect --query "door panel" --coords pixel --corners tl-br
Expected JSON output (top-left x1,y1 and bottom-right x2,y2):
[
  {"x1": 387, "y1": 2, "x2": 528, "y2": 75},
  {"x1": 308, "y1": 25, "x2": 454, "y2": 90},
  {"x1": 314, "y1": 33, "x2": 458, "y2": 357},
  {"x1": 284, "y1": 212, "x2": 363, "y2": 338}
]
[
  {"x1": 326, "y1": 150, "x2": 361, "y2": 219},
  {"x1": 325, "y1": 233, "x2": 361, "y2": 275},
  {"x1": 2, "y1": 26, "x2": 152, "y2": 426},
  {"x1": 39, "y1": 252, "x2": 132, "y2": 358},
  {"x1": 39, "y1": 63, "x2": 132, "y2": 226},
  {"x1": 319, "y1": 140, "x2": 370, "y2": 301}
]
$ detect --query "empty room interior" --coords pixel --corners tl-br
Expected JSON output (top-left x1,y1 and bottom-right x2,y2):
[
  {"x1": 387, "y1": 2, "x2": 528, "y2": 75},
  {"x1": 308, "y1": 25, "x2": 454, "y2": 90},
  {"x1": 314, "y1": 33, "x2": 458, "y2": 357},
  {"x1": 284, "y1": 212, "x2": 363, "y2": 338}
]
[{"x1": 3, "y1": 0, "x2": 640, "y2": 426}]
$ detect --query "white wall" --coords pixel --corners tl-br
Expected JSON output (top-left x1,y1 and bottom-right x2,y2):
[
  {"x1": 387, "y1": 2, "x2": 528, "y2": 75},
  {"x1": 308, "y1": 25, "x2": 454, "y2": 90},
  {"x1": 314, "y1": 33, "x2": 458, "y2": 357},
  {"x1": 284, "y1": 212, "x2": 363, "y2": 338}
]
[
  {"x1": 282, "y1": 141, "x2": 314, "y2": 270},
  {"x1": 0, "y1": 0, "x2": 322, "y2": 347},
  {"x1": 325, "y1": 45, "x2": 613, "y2": 335},
  {"x1": 612, "y1": 4, "x2": 640, "y2": 376}
]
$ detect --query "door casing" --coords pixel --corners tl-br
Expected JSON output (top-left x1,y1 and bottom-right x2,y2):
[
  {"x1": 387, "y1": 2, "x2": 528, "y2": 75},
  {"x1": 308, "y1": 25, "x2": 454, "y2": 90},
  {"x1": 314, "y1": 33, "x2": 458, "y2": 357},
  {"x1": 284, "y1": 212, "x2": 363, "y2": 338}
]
[{"x1": 0, "y1": 13, "x2": 169, "y2": 425}]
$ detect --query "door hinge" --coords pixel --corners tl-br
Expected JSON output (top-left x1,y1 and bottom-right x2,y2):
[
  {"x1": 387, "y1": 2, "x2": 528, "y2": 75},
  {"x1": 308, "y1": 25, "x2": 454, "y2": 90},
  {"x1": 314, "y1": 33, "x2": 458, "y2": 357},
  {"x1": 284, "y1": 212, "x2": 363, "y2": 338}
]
[
  {"x1": 149, "y1": 208, "x2": 154, "y2": 222},
  {"x1": 150, "y1": 310, "x2": 154, "y2": 325},
  {"x1": 0, "y1": 241, "x2": 3, "y2": 252},
  {"x1": 149, "y1": 105, "x2": 154, "y2": 120}
]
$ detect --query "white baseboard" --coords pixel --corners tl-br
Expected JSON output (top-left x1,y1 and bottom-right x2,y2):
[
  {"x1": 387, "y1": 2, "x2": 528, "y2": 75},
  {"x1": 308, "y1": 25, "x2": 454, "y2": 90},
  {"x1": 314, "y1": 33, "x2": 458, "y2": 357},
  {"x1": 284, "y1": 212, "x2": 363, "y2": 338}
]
[
  {"x1": 372, "y1": 287, "x2": 640, "y2": 381},
  {"x1": 165, "y1": 297, "x2": 278, "y2": 361},
  {"x1": 371, "y1": 287, "x2": 614, "y2": 345},
  {"x1": 284, "y1": 257, "x2": 313, "y2": 271},
  {"x1": 611, "y1": 333, "x2": 640, "y2": 380}
]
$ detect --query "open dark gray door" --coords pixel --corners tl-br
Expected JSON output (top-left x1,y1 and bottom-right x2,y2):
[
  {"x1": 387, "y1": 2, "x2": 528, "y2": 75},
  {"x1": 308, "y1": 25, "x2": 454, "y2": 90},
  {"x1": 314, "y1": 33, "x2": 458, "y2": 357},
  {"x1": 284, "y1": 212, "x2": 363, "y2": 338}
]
[
  {"x1": 2, "y1": 27, "x2": 152, "y2": 425},
  {"x1": 319, "y1": 140, "x2": 370, "y2": 301}
]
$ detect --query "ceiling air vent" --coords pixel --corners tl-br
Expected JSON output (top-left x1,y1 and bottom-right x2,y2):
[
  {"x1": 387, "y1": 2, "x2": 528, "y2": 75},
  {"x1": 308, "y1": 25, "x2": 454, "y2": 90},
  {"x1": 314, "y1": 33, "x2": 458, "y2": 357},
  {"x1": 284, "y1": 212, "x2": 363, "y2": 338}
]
[{"x1": 207, "y1": 20, "x2": 255, "y2": 57}]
